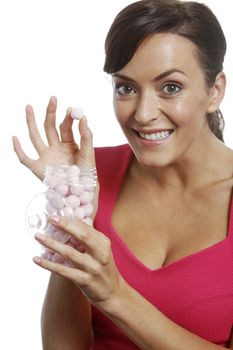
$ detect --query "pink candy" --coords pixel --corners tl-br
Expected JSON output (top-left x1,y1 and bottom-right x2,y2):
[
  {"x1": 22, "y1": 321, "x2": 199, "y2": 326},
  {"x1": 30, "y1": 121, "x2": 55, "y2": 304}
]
[
  {"x1": 50, "y1": 193, "x2": 66, "y2": 210},
  {"x1": 54, "y1": 184, "x2": 69, "y2": 196},
  {"x1": 70, "y1": 184, "x2": 84, "y2": 195},
  {"x1": 79, "y1": 190, "x2": 94, "y2": 205},
  {"x1": 82, "y1": 203, "x2": 94, "y2": 217},
  {"x1": 41, "y1": 164, "x2": 97, "y2": 263},
  {"x1": 66, "y1": 195, "x2": 81, "y2": 209},
  {"x1": 74, "y1": 206, "x2": 85, "y2": 219}
]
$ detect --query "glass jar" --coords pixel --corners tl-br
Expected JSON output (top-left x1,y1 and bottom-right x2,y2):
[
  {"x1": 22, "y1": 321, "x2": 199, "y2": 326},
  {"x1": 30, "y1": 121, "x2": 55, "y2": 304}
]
[{"x1": 25, "y1": 164, "x2": 97, "y2": 263}]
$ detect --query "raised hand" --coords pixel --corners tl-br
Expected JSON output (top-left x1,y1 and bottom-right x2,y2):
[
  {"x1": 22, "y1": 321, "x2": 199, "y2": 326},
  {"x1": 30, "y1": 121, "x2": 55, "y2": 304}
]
[{"x1": 12, "y1": 96, "x2": 95, "y2": 181}]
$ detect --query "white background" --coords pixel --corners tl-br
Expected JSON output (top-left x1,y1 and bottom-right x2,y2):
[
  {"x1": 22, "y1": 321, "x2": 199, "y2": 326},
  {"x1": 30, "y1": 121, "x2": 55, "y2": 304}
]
[{"x1": 1, "y1": 1, "x2": 232, "y2": 349}]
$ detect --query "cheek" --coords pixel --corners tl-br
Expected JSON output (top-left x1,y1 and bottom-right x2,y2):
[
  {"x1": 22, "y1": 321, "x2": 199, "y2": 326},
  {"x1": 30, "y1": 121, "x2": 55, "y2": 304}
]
[
  {"x1": 167, "y1": 98, "x2": 204, "y2": 127},
  {"x1": 113, "y1": 98, "x2": 133, "y2": 124},
  {"x1": 173, "y1": 104, "x2": 192, "y2": 125}
]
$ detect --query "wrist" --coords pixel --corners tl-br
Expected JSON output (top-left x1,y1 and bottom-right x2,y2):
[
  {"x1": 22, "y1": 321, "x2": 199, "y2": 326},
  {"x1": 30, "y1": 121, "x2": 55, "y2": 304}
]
[{"x1": 97, "y1": 277, "x2": 132, "y2": 318}]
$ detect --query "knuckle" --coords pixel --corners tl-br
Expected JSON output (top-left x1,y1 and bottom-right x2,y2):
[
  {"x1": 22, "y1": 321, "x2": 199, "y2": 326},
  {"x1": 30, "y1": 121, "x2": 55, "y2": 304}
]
[
  {"x1": 79, "y1": 230, "x2": 89, "y2": 242},
  {"x1": 19, "y1": 156, "x2": 26, "y2": 165},
  {"x1": 44, "y1": 235, "x2": 53, "y2": 247},
  {"x1": 100, "y1": 239, "x2": 112, "y2": 265},
  {"x1": 44, "y1": 120, "x2": 48, "y2": 129},
  {"x1": 104, "y1": 236, "x2": 111, "y2": 250},
  {"x1": 79, "y1": 273, "x2": 91, "y2": 287},
  {"x1": 44, "y1": 118, "x2": 52, "y2": 128},
  {"x1": 91, "y1": 262, "x2": 101, "y2": 276},
  {"x1": 101, "y1": 250, "x2": 111, "y2": 265},
  {"x1": 60, "y1": 217, "x2": 89, "y2": 242},
  {"x1": 60, "y1": 216, "x2": 71, "y2": 229}
]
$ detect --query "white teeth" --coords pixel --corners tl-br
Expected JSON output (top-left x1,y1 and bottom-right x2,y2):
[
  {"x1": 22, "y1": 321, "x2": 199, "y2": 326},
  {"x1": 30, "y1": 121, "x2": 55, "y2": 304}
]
[{"x1": 139, "y1": 130, "x2": 171, "y2": 141}]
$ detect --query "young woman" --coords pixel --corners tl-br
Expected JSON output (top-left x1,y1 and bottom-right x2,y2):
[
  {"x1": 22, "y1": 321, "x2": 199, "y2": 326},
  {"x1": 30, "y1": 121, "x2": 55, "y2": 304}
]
[{"x1": 13, "y1": 0, "x2": 233, "y2": 348}]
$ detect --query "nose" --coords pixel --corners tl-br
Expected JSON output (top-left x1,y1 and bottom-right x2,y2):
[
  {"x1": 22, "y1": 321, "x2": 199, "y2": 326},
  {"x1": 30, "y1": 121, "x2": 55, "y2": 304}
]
[{"x1": 134, "y1": 91, "x2": 161, "y2": 124}]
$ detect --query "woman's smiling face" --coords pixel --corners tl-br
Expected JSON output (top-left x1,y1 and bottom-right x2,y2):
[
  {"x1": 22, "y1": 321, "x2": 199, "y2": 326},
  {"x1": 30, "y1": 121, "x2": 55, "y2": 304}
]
[{"x1": 112, "y1": 33, "x2": 221, "y2": 168}]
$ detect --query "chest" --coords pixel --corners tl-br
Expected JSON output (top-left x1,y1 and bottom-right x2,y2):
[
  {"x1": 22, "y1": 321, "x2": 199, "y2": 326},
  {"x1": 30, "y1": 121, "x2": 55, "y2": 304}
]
[{"x1": 111, "y1": 180, "x2": 232, "y2": 270}]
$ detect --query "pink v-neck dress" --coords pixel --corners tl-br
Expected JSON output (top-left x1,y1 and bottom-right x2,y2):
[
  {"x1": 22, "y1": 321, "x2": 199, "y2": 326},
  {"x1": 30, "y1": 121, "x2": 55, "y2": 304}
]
[{"x1": 91, "y1": 144, "x2": 233, "y2": 349}]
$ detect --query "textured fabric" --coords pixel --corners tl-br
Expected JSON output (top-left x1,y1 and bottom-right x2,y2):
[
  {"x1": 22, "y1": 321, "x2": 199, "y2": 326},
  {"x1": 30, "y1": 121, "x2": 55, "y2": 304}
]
[{"x1": 91, "y1": 144, "x2": 233, "y2": 349}]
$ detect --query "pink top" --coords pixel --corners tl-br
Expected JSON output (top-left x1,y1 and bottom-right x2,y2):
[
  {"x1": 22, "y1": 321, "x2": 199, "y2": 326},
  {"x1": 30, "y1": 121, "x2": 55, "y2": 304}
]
[{"x1": 91, "y1": 144, "x2": 233, "y2": 349}]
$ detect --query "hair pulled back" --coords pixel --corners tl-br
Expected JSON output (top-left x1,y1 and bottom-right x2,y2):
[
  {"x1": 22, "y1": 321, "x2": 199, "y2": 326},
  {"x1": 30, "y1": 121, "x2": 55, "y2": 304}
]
[{"x1": 104, "y1": 0, "x2": 226, "y2": 142}]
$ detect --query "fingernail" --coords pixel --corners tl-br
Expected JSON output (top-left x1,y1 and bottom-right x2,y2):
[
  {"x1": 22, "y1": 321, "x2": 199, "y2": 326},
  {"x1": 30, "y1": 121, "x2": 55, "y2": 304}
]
[
  {"x1": 35, "y1": 233, "x2": 45, "y2": 241},
  {"x1": 26, "y1": 105, "x2": 32, "y2": 113},
  {"x1": 49, "y1": 215, "x2": 60, "y2": 224},
  {"x1": 50, "y1": 96, "x2": 57, "y2": 105},
  {"x1": 66, "y1": 107, "x2": 72, "y2": 116},
  {"x1": 33, "y1": 256, "x2": 41, "y2": 264}
]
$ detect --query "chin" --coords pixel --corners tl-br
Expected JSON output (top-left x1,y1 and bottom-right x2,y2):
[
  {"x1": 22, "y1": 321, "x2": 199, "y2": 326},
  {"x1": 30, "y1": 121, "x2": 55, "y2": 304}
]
[{"x1": 133, "y1": 149, "x2": 174, "y2": 169}]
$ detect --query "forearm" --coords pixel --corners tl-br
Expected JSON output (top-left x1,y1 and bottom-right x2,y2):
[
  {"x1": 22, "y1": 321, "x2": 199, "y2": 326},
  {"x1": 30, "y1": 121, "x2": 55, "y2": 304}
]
[
  {"x1": 41, "y1": 273, "x2": 92, "y2": 350},
  {"x1": 102, "y1": 279, "x2": 226, "y2": 350}
]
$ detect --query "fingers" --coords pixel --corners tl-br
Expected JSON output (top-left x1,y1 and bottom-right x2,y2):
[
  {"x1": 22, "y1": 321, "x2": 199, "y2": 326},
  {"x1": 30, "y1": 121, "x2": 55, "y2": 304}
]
[
  {"x1": 12, "y1": 136, "x2": 37, "y2": 170},
  {"x1": 33, "y1": 255, "x2": 89, "y2": 286},
  {"x1": 26, "y1": 105, "x2": 47, "y2": 153},
  {"x1": 34, "y1": 233, "x2": 95, "y2": 272},
  {"x1": 59, "y1": 108, "x2": 75, "y2": 143},
  {"x1": 79, "y1": 117, "x2": 95, "y2": 166},
  {"x1": 44, "y1": 96, "x2": 60, "y2": 145},
  {"x1": 49, "y1": 216, "x2": 109, "y2": 263}
]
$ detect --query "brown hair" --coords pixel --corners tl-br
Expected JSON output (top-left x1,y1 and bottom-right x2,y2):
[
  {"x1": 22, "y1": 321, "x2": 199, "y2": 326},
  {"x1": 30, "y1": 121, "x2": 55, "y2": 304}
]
[{"x1": 104, "y1": 0, "x2": 226, "y2": 142}]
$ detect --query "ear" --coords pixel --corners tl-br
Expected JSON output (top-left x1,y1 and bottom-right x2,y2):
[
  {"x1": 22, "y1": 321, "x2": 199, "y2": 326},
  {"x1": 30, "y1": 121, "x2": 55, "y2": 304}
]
[{"x1": 207, "y1": 72, "x2": 226, "y2": 113}]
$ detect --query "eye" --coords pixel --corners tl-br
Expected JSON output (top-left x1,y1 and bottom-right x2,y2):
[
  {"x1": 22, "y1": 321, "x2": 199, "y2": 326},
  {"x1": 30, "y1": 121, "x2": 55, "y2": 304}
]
[
  {"x1": 115, "y1": 84, "x2": 135, "y2": 96},
  {"x1": 162, "y1": 83, "x2": 181, "y2": 95}
]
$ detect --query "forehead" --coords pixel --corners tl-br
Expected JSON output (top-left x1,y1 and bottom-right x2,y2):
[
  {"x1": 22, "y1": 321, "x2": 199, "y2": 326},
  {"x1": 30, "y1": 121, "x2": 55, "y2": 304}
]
[{"x1": 119, "y1": 33, "x2": 202, "y2": 78}]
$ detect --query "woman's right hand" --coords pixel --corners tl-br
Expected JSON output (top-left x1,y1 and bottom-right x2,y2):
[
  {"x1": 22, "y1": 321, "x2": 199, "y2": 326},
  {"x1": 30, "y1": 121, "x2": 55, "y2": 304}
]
[{"x1": 12, "y1": 96, "x2": 95, "y2": 181}]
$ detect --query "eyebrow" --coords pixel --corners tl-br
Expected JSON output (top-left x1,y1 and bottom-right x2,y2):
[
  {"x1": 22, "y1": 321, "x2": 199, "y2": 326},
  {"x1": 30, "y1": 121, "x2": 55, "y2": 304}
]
[{"x1": 112, "y1": 69, "x2": 187, "y2": 83}]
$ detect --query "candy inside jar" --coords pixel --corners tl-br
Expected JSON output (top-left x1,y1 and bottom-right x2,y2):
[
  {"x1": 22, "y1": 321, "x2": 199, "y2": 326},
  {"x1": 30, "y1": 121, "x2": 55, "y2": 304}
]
[{"x1": 25, "y1": 164, "x2": 97, "y2": 263}]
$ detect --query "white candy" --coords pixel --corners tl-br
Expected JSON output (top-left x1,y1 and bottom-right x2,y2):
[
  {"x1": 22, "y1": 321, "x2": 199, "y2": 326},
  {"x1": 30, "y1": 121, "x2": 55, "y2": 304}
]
[
  {"x1": 45, "y1": 190, "x2": 55, "y2": 201},
  {"x1": 74, "y1": 206, "x2": 85, "y2": 219},
  {"x1": 46, "y1": 177, "x2": 60, "y2": 189},
  {"x1": 66, "y1": 195, "x2": 80, "y2": 209},
  {"x1": 71, "y1": 107, "x2": 84, "y2": 120},
  {"x1": 50, "y1": 193, "x2": 65, "y2": 210},
  {"x1": 79, "y1": 190, "x2": 94, "y2": 205},
  {"x1": 82, "y1": 203, "x2": 94, "y2": 217},
  {"x1": 70, "y1": 183, "x2": 84, "y2": 196},
  {"x1": 53, "y1": 229, "x2": 69, "y2": 242},
  {"x1": 62, "y1": 206, "x2": 73, "y2": 218},
  {"x1": 45, "y1": 203, "x2": 58, "y2": 216},
  {"x1": 40, "y1": 164, "x2": 97, "y2": 258},
  {"x1": 44, "y1": 223, "x2": 56, "y2": 235},
  {"x1": 54, "y1": 184, "x2": 69, "y2": 196},
  {"x1": 52, "y1": 253, "x2": 65, "y2": 264}
]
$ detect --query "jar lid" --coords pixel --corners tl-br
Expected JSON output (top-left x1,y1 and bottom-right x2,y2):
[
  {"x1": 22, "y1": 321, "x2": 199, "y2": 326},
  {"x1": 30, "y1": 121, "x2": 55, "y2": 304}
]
[{"x1": 25, "y1": 192, "x2": 73, "y2": 237}]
